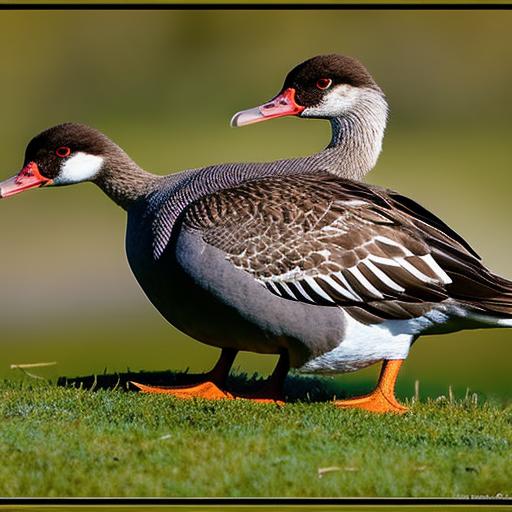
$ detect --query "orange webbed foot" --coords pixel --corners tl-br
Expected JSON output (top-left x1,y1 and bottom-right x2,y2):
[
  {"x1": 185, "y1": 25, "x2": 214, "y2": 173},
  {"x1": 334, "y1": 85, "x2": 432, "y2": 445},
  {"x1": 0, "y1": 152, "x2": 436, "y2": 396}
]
[
  {"x1": 334, "y1": 387, "x2": 408, "y2": 414},
  {"x1": 130, "y1": 380, "x2": 234, "y2": 400},
  {"x1": 334, "y1": 359, "x2": 408, "y2": 414}
]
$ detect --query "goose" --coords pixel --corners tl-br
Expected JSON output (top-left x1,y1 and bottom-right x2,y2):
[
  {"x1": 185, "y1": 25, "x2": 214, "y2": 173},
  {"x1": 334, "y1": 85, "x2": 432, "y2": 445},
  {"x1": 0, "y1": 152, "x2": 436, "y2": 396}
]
[
  {"x1": 231, "y1": 53, "x2": 388, "y2": 182},
  {"x1": 3, "y1": 54, "x2": 390, "y2": 402},
  {"x1": 177, "y1": 53, "x2": 388, "y2": 399},
  {"x1": 1, "y1": 122, "x2": 511, "y2": 413}
]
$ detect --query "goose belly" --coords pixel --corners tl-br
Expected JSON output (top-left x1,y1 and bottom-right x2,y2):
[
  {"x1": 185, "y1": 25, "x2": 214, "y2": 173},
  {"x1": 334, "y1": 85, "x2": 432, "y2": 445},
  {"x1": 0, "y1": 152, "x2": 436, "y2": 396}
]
[
  {"x1": 298, "y1": 311, "x2": 414, "y2": 373},
  {"x1": 297, "y1": 303, "x2": 512, "y2": 374}
]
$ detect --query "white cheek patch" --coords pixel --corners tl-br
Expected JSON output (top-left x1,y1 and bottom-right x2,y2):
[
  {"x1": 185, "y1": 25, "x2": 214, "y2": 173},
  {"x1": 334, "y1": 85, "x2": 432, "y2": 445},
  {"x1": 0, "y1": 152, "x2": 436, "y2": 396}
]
[
  {"x1": 302, "y1": 84, "x2": 361, "y2": 118},
  {"x1": 56, "y1": 152, "x2": 104, "y2": 184}
]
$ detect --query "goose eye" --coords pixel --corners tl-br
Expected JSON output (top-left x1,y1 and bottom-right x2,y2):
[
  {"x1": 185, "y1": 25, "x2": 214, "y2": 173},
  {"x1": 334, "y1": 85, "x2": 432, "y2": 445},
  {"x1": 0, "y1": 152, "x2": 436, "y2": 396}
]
[
  {"x1": 316, "y1": 78, "x2": 332, "y2": 91},
  {"x1": 55, "y1": 146, "x2": 71, "y2": 158}
]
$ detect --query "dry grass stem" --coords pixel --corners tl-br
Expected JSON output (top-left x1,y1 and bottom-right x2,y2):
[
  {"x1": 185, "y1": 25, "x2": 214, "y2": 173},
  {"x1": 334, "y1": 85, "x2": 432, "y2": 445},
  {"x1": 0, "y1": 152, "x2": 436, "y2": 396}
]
[
  {"x1": 414, "y1": 380, "x2": 420, "y2": 403},
  {"x1": 448, "y1": 385, "x2": 454, "y2": 404},
  {"x1": 318, "y1": 466, "x2": 341, "y2": 478},
  {"x1": 10, "y1": 362, "x2": 57, "y2": 369},
  {"x1": 10, "y1": 361, "x2": 57, "y2": 380}
]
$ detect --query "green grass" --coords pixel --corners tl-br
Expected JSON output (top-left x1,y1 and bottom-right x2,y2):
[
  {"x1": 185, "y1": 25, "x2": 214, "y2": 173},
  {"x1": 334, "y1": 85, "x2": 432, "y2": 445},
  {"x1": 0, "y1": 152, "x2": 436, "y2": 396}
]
[{"x1": 1, "y1": 374, "x2": 511, "y2": 498}]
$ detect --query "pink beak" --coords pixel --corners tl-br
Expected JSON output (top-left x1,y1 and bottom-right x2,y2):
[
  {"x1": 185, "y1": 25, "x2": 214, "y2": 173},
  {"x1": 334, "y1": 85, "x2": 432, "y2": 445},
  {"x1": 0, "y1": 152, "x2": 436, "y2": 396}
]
[
  {"x1": 231, "y1": 87, "x2": 305, "y2": 127},
  {"x1": 0, "y1": 162, "x2": 52, "y2": 199}
]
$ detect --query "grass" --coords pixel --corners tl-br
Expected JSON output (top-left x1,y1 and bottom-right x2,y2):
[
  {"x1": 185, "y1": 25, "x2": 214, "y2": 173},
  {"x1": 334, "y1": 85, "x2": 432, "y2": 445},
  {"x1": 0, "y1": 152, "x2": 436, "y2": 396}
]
[{"x1": 1, "y1": 372, "x2": 511, "y2": 498}]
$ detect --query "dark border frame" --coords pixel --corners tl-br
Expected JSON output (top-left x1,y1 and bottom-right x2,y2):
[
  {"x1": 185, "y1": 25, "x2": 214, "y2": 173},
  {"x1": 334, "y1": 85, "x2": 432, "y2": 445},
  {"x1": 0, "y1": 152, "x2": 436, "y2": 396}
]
[
  {"x1": 0, "y1": 3, "x2": 511, "y2": 9},
  {"x1": 1, "y1": 1, "x2": 511, "y2": 507}
]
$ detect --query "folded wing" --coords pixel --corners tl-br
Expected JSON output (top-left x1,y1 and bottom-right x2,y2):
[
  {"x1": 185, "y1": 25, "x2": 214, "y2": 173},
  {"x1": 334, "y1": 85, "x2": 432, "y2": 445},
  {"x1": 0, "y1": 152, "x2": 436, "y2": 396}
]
[{"x1": 183, "y1": 173, "x2": 512, "y2": 323}]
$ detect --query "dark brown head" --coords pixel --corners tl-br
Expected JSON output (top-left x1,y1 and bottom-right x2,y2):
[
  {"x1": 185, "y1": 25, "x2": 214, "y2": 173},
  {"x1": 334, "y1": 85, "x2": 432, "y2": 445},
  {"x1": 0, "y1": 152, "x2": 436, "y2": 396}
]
[
  {"x1": 231, "y1": 54, "x2": 384, "y2": 126},
  {"x1": 0, "y1": 123, "x2": 123, "y2": 198}
]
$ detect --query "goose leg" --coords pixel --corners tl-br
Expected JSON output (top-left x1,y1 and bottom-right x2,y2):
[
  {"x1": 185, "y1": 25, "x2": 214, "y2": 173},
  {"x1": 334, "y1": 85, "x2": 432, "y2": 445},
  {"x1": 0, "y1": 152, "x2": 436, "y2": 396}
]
[
  {"x1": 334, "y1": 359, "x2": 408, "y2": 414},
  {"x1": 130, "y1": 347, "x2": 237, "y2": 400},
  {"x1": 234, "y1": 350, "x2": 289, "y2": 405}
]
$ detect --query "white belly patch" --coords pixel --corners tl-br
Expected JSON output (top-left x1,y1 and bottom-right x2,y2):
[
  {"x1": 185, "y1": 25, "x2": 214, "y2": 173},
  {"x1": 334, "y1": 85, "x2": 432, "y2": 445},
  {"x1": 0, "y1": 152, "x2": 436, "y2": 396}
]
[
  {"x1": 298, "y1": 303, "x2": 512, "y2": 374},
  {"x1": 298, "y1": 309, "x2": 416, "y2": 374}
]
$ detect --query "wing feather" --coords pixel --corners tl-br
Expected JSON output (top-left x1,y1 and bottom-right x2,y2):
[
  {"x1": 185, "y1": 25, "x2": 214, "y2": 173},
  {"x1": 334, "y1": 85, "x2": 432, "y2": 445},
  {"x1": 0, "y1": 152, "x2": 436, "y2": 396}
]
[{"x1": 183, "y1": 173, "x2": 509, "y2": 323}]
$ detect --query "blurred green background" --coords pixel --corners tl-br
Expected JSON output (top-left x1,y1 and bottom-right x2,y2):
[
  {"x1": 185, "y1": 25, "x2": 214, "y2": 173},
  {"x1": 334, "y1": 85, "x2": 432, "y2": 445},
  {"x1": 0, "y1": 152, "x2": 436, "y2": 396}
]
[{"x1": 1, "y1": 10, "x2": 512, "y2": 401}]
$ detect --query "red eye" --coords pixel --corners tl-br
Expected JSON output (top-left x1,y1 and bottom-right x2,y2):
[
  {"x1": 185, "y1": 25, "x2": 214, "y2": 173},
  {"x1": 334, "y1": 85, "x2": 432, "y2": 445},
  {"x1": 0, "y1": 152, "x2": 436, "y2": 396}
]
[
  {"x1": 56, "y1": 146, "x2": 71, "y2": 158},
  {"x1": 316, "y1": 78, "x2": 332, "y2": 90}
]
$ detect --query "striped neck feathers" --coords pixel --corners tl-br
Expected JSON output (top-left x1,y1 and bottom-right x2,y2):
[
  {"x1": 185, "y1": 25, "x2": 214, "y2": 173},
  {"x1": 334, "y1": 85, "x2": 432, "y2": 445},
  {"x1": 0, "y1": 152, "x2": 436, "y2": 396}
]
[
  {"x1": 318, "y1": 90, "x2": 388, "y2": 181},
  {"x1": 93, "y1": 153, "x2": 162, "y2": 210}
]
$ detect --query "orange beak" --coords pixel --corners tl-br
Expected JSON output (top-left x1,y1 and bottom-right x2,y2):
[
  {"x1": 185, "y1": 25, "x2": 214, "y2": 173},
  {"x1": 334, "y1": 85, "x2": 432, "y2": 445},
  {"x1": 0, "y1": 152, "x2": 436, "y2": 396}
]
[
  {"x1": 0, "y1": 162, "x2": 52, "y2": 199},
  {"x1": 230, "y1": 87, "x2": 305, "y2": 127}
]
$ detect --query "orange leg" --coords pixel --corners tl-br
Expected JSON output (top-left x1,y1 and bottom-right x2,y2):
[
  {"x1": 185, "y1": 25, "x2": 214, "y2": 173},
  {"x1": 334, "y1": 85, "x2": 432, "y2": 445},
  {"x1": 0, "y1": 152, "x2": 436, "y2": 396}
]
[
  {"x1": 132, "y1": 349, "x2": 290, "y2": 405},
  {"x1": 235, "y1": 350, "x2": 289, "y2": 405},
  {"x1": 334, "y1": 359, "x2": 408, "y2": 414},
  {"x1": 130, "y1": 347, "x2": 237, "y2": 400}
]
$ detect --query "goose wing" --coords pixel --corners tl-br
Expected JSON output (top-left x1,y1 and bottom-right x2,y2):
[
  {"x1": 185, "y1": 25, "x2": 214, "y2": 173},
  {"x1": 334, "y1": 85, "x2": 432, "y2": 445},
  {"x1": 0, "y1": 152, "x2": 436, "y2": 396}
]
[{"x1": 183, "y1": 173, "x2": 506, "y2": 323}]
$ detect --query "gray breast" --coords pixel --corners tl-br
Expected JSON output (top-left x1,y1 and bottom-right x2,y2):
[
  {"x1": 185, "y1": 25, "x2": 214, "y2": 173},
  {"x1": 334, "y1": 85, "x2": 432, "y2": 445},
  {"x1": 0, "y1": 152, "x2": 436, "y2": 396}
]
[
  {"x1": 124, "y1": 165, "x2": 355, "y2": 369},
  {"x1": 169, "y1": 227, "x2": 346, "y2": 368}
]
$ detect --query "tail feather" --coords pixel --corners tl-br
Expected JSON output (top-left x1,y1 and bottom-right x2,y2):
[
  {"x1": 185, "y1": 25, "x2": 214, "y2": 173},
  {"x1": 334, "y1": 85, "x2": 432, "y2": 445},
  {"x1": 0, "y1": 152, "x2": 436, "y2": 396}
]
[{"x1": 430, "y1": 246, "x2": 512, "y2": 319}]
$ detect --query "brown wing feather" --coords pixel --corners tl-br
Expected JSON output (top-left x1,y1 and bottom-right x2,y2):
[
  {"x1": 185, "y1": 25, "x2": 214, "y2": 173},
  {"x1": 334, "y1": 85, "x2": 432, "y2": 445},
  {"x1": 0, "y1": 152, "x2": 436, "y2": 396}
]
[{"x1": 183, "y1": 173, "x2": 512, "y2": 322}]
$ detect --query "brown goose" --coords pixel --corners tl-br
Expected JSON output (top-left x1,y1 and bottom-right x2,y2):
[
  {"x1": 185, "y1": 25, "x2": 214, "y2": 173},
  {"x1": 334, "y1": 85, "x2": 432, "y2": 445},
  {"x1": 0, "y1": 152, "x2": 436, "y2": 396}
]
[
  {"x1": 1, "y1": 122, "x2": 511, "y2": 413},
  {"x1": 156, "y1": 53, "x2": 389, "y2": 398},
  {"x1": 231, "y1": 54, "x2": 388, "y2": 182},
  {"x1": 177, "y1": 53, "x2": 388, "y2": 398},
  {"x1": 3, "y1": 54, "x2": 390, "y2": 402},
  {"x1": 133, "y1": 53, "x2": 389, "y2": 399}
]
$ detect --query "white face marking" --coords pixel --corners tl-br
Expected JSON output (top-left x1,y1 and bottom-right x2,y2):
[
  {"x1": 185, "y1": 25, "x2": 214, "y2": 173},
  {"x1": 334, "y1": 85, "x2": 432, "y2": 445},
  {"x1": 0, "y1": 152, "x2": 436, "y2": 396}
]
[
  {"x1": 301, "y1": 84, "x2": 362, "y2": 118},
  {"x1": 55, "y1": 152, "x2": 104, "y2": 185}
]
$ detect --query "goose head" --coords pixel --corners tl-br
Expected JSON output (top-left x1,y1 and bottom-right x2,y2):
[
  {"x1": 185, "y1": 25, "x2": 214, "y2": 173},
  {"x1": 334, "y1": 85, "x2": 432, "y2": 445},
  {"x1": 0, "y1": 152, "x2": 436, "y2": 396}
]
[
  {"x1": 231, "y1": 54, "x2": 385, "y2": 127},
  {"x1": 0, "y1": 123, "x2": 128, "y2": 199}
]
